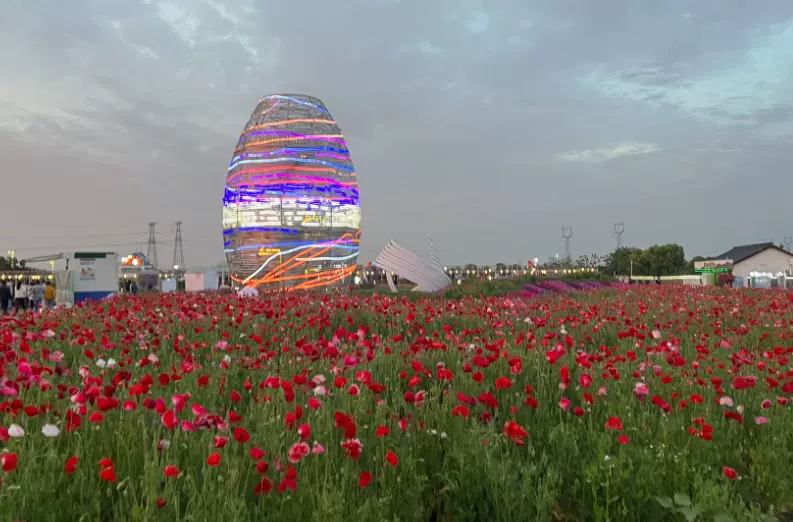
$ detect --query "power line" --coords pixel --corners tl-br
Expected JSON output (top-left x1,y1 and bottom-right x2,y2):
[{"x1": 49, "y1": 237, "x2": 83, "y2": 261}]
[
  {"x1": 2, "y1": 240, "x2": 173, "y2": 251},
  {"x1": 0, "y1": 231, "x2": 169, "y2": 242}
]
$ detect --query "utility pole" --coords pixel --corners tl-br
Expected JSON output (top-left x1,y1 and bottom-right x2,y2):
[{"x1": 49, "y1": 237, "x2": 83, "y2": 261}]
[
  {"x1": 613, "y1": 222, "x2": 625, "y2": 250},
  {"x1": 147, "y1": 223, "x2": 158, "y2": 269},
  {"x1": 172, "y1": 221, "x2": 185, "y2": 274},
  {"x1": 561, "y1": 227, "x2": 573, "y2": 265}
]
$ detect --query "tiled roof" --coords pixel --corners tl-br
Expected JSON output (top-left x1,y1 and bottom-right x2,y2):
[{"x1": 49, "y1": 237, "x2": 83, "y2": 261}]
[{"x1": 711, "y1": 242, "x2": 792, "y2": 263}]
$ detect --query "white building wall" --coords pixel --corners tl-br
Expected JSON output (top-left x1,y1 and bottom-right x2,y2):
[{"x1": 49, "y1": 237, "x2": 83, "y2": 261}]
[{"x1": 733, "y1": 249, "x2": 793, "y2": 284}]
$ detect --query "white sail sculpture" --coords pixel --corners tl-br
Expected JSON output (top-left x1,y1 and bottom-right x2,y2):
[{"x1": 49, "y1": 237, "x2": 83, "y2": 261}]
[{"x1": 375, "y1": 236, "x2": 451, "y2": 293}]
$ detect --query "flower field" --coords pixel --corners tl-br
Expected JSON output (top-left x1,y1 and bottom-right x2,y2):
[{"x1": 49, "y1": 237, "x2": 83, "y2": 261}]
[{"x1": 1, "y1": 286, "x2": 793, "y2": 521}]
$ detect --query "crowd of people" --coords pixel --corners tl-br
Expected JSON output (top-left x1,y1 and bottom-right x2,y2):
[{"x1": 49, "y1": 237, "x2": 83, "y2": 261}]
[{"x1": 0, "y1": 278, "x2": 56, "y2": 314}]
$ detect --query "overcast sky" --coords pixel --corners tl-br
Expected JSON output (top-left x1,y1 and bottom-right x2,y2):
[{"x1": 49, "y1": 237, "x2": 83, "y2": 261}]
[{"x1": 2, "y1": 0, "x2": 793, "y2": 268}]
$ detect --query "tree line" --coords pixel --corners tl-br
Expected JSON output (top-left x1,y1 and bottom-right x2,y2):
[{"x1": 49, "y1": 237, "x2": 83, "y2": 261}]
[{"x1": 601, "y1": 245, "x2": 693, "y2": 277}]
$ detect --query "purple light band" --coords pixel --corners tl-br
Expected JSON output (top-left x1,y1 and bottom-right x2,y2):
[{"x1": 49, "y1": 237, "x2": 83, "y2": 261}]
[{"x1": 227, "y1": 172, "x2": 359, "y2": 187}]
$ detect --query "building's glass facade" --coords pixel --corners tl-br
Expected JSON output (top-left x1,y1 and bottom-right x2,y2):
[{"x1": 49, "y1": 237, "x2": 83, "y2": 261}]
[{"x1": 223, "y1": 94, "x2": 360, "y2": 291}]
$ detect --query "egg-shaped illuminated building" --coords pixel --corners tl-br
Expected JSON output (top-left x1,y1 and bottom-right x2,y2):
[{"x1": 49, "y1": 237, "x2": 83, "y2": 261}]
[{"x1": 223, "y1": 94, "x2": 360, "y2": 291}]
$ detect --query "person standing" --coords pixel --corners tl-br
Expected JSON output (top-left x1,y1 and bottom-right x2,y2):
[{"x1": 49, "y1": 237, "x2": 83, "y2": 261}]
[
  {"x1": 14, "y1": 280, "x2": 28, "y2": 314},
  {"x1": 0, "y1": 280, "x2": 11, "y2": 315},
  {"x1": 44, "y1": 281, "x2": 56, "y2": 309},
  {"x1": 30, "y1": 280, "x2": 44, "y2": 312}
]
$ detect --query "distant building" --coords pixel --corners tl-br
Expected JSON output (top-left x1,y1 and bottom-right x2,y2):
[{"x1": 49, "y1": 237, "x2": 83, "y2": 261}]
[{"x1": 708, "y1": 242, "x2": 793, "y2": 287}]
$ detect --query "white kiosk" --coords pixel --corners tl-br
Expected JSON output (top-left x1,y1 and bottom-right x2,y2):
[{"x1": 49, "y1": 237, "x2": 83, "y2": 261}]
[
  {"x1": 22, "y1": 251, "x2": 119, "y2": 305},
  {"x1": 66, "y1": 252, "x2": 119, "y2": 303}
]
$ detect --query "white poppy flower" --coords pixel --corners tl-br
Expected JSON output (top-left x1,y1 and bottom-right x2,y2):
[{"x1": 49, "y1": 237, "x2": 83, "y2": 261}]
[
  {"x1": 8, "y1": 424, "x2": 25, "y2": 438},
  {"x1": 42, "y1": 424, "x2": 60, "y2": 437}
]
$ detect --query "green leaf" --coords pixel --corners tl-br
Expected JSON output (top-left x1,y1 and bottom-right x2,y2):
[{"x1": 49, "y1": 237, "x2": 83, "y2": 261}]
[
  {"x1": 674, "y1": 493, "x2": 692, "y2": 507},
  {"x1": 713, "y1": 514, "x2": 736, "y2": 522},
  {"x1": 678, "y1": 506, "x2": 700, "y2": 521},
  {"x1": 655, "y1": 496, "x2": 674, "y2": 509}
]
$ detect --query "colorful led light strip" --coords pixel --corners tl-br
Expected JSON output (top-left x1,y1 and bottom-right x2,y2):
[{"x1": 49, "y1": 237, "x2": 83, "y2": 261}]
[
  {"x1": 230, "y1": 146, "x2": 350, "y2": 166},
  {"x1": 257, "y1": 95, "x2": 328, "y2": 113},
  {"x1": 233, "y1": 135, "x2": 347, "y2": 154},
  {"x1": 226, "y1": 166, "x2": 354, "y2": 185},
  {"x1": 242, "y1": 232, "x2": 360, "y2": 288},
  {"x1": 241, "y1": 118, "x2": 337, "y2": 133},
  {"x1": 241, "y1": 232, "x2": 359, "y2": 284},
  {"x1": 224, "y1": 94, "x2": 359, "y2": 292},
  {"x1": 228, "y1": 157, "x2": 354, "y2": 171}
]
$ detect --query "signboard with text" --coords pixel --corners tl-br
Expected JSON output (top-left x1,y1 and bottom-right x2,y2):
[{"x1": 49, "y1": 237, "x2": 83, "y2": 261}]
[
  {"x1": 79, "y1": 258, "x2": 96, "y2": 281},
  {"x1": 694, "y1": 259, "x2": 733, "y2": 272}
]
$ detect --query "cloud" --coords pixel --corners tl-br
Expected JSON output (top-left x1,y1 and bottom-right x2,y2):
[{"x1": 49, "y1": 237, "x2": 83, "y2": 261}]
[
  {"x1": 557, "y1": 142, "x2": 660, "y2": 163},
  {"x1": 581, "y1": 17, "x2": 793, "y2": 131}
]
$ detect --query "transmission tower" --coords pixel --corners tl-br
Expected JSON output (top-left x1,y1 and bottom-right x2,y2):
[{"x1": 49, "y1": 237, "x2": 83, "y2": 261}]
[
  {"x1": 561, "y1": 227, "x2": 573, "y2": 264},
  {"x1": 172, "y1": 221, "x2": 185, "y2": 272},
  {"x1": 613, "y1": 222, "x2": 625, "y2": 249},
  {"x1": 785, "y1": 237, "x2": 792, "y2": 252},
  {"x1": 147, "y1": 222, "x2": 158, "y2": 269}
]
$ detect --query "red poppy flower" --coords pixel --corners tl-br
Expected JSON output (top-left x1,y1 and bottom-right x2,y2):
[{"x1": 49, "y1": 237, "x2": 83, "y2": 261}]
[
  {"x1": 359, "y1": 471, "x2": 373, "y2": 488},
  {"x1": 340, "y1": 439, "x2": 363, "y2": 460},
  {"x1": 163, "y1": 465, "x2": 179, "y2": 478},
  {"x1": 233, "y1": 427, "x2": 251, "y2": 443},
  {"x1": 495, "y1": 377, "x2": 512, "y2": 391},
  {"x1": 277, "y1": 466, "x2": 298, "y2": 493},
  {"x1": 161, "y1": 410, "x2": 177, "y2": 430},
  {"x1": 297, "y1": 423, "x2": 311, "y2": 441},
  {"x1": 723, "y1": 466, "x2": 739, "y2": 480},
  {"x1": 1, "y1": 453, "x2": 17, "y2": 472},
  {"x1": 254, "y1": 476, "x2": 273, "y2": 496},
  {"x1": 250, "y1": 447, "x2": 266, "y2": 460},
  {"x1": 99, "y1": 464, "x2": 116, "y2": 483},
  {"x1": 452, "y1": 405, "x2": 470, "y2": 418},
  {"x1": 385, "y1": 449, "x2": 398, "y2": 467},
  {"x1": 503, "y1": 421, "x2": 528, "y2": 446},
  {"x1": 605, "y1": 417, "x2": 624, "y2": 431},
  {"x1": 65, "y1": 456, "x2": 79, "y2": 475},
  {"x1": 207, "y1": 453, "x2": 221, "y2": 467}
]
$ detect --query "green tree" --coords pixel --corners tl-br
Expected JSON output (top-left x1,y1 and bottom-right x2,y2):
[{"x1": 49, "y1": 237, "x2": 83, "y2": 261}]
[
  {"x1": 603, "y1": 245, "x2": 687, "y2": 277},
  {"x1": 603, "y1": 247, "x2": 645, "y2": 275},
  {"x1": 644, "y1": 244, "x2": 687, "y2": 277},
  {"x1": 575, "y1": 253, "x2": 605, "y2": 268}
]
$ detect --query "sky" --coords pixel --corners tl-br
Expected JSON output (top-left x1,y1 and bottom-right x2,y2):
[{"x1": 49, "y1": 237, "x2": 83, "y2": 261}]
[{"x1": 2, "y1": 0, "x2": 793, "y2": 268}]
